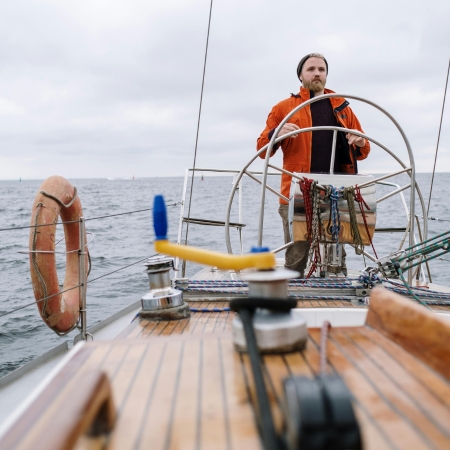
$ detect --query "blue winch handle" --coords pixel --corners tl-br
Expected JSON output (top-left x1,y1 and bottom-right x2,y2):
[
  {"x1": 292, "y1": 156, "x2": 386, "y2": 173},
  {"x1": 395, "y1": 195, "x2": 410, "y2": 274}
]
[{"x1": 153, "y1": 195, "x2": 168, "y2": 240}]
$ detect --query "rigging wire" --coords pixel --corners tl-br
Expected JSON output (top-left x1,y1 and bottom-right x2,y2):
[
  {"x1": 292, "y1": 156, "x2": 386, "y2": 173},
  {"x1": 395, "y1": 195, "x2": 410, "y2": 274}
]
[
  {"x1": 0, "y1": 285, "x2": 81, "y2": 319},
  {"x1": 427, "y1": 58, "x2": 450, "y2": 216},
  {"x1": 87, "y1": 254, "x2": 158, "y2": 283},
  {"x1": 182, "y1": 0, "x2": 214, "y2": 277},
  {"x1": 0, "y1": 202, "x2": 180, "y2": 232},
  {"x1": 417, "y1": 214, "x2": 450, "y2": 223},
  {"x1": 0, "y1": 253, "x2": 160, "y2": 319}
]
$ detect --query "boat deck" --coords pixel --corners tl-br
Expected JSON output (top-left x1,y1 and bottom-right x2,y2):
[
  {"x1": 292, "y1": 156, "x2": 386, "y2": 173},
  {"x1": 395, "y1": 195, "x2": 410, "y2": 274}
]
[{"x1": 2, "y1": 290, "x2": 450, "y2": 450}]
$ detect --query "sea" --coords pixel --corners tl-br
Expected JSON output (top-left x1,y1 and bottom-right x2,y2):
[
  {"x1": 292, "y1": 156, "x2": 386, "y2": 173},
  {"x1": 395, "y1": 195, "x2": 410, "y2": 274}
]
[{"x1": 1, "y1": 173, "x2": 449, "y2": 378}]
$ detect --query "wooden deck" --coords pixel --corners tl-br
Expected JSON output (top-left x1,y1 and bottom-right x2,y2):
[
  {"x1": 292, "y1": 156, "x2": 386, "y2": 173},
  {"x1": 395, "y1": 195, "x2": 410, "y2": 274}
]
[{"x1": 2, "y1": 291, "x2": 450, "y2": 449}]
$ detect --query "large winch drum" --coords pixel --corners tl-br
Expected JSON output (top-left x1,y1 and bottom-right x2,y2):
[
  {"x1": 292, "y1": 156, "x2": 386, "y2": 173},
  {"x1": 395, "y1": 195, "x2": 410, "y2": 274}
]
[{"x1": 289, "y1": 173, "x2": 377, "y2": 245}]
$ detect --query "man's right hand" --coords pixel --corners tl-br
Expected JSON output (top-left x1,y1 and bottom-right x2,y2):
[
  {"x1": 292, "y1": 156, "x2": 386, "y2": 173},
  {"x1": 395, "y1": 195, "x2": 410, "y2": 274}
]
[{"x1": 279, "y1": 123, "x2": 300, "y2": 138}]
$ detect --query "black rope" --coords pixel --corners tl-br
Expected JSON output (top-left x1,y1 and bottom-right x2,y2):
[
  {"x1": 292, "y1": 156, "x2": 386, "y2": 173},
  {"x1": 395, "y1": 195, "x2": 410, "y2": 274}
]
[
  {"x1": 427, "y1": 58, "x2": 449, "y2": 216},
  {"x1": 229, "y1": 297, "x2": 297, "y2": 313},
  {"x1": 40, "y1": 187, "x2": 78, "y2": 208},
  {"x1": 182, "y1": 0, "x2": 214, "y2": 276},
  {"x1": 229, "y1": 298, "x2": 296, "y2": 449},
  {"x1": 236, "y1": 308, "x2": 281, "y2": 450}
]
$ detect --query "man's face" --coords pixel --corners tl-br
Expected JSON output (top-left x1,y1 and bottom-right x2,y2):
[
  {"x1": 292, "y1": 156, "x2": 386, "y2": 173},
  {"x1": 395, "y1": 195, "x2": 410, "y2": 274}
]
[{"x1": 300, "y1": 57, "x2": 327, "y2": 93}]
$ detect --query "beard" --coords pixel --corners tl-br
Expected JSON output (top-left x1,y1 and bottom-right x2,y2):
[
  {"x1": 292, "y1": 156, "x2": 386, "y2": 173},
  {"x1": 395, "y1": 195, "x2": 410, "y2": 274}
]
[{"x1": 303, "y1": 78, "x2": 326, "y2": 93}]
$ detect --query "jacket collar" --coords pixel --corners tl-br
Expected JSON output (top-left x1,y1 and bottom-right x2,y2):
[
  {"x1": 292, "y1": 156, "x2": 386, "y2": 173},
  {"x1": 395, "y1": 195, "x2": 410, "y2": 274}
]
[{"x1": 298, "y1": 87, "x2": 347, "y2": 109}]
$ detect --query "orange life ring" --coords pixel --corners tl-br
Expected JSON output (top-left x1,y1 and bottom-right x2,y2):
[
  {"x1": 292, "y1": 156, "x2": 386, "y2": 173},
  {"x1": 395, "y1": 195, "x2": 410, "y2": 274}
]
[{"x1": 29, "y1": 176, "x2": 89, "y2": 334}]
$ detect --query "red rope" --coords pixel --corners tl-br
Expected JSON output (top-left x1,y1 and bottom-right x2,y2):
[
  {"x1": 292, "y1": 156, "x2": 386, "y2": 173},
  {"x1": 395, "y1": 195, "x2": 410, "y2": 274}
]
[
  {"x1": 355, "y1": 185, "x2": 378, "y2": 259},
  {"x1": 300, "y1": 178, "x2": 322, "y2": 278}
]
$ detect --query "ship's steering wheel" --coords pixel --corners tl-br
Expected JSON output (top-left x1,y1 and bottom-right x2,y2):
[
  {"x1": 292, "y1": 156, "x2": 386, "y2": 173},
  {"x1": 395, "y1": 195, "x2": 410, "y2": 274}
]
[{"x1": 224, "y1": 94, "x2": 428, "y2": 280}]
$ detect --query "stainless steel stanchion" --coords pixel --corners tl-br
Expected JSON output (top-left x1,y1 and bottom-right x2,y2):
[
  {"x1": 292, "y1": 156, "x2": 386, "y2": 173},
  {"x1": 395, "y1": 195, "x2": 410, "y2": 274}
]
[{"x1": 78, "y1": 217, "x2": 88, "y2": 340}]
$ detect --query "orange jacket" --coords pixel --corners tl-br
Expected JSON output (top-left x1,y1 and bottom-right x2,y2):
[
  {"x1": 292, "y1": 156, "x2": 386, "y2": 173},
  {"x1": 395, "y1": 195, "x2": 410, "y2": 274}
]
[{"x1": 257, "y1": 87, "x2": 370, "y2": 204}]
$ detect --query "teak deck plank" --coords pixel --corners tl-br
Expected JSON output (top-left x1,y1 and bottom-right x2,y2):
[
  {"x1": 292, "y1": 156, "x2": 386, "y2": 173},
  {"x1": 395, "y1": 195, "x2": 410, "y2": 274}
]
[
  {"x1": 261, "y1": 354, "x2": 290, "y2": 432},
  {"x1": 137, "y1": 341, "x2": 184, "y2": 449},
  {"x1": 4, "y1": 289, "x2": 450, "y2": 450},
  {"x1": 309, "y1": 328, "x2": 434, "y2": 450},
  {"x1": 282, "y1": 351, "x2": 314, "y2": 377},
  {"x1": 107, "y1": 342, "x2": 166, "y2": 450},
  {"x1": 342, "y1": 327, "x2": 450, "y2": 434},
  {"x1": 296, "y1": 300, "x2": 313, "y2": 307},
  {"x1": 330, "y1": 330, "x2": 450, "y2": 447},
  {"x1": 219, "y1": 339, "x2": 260, "y2": 449},
  {"x1": 199, "y1": 338, "x2": 231, "y2": 449},
  {"x1": 280, "y1": 345, "x2": 393, "y2": 450},
  {"x1": 167, "y1": 339, "x2": 201, "y2": 450},
  {"x1": 360, "y1": 326, "x2": 450, "y2": 407},
  {"x1": 302, "y1": 335, "x2": 323, "y2": 373}
]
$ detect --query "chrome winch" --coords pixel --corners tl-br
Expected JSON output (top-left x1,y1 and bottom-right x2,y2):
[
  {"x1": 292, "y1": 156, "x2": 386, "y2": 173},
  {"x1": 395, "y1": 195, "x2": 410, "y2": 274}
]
[
  {"x1": 140, "y1": 256, "x2": 190, "y2": 320},
  {"x1": 232, "y1": 251, "x2": 307, "y2": 354}
]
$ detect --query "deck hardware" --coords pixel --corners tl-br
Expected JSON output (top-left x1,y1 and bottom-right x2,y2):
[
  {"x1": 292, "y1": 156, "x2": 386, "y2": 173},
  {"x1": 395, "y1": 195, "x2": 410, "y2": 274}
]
[
  {"x1": 355, "y1": 269, "x2": 382, "y2": 299},
  {"x1": 230, "y1": 297, "x2": 297, "y2": 450},
  {"x1": 141, "y1": 256, "x2": 189, "y2": 320},
  {"x1": 232, "y1": 266, "x2": 307, "y2": 353},
  {"x1": 79, "y1": 217, "x2": 88, "y2": 341},
  {"x1": 283, "y1": 322, "x2": 362, "y2": 449},
  {"x1": 377, "y1": 231, "x2": 450, "y2": 280}
]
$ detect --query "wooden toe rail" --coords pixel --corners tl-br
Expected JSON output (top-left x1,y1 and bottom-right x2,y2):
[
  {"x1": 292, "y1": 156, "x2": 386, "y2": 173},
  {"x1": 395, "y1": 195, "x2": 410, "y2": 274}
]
[{"x1": 0, "y1": 367, "x2": 115, "y2": 450}]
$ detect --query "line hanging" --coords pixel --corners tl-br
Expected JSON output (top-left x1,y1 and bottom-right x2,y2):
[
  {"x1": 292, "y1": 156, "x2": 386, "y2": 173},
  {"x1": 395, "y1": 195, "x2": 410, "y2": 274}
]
[{"x1": 427, "y1": 58, "x2": 450, "y2": 216}]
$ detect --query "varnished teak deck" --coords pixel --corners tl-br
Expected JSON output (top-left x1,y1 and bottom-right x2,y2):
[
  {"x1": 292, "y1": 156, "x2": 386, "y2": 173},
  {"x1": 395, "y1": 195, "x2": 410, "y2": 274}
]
[{"x1": 2, "y1": 291, "x2": 450, "y2": 449}]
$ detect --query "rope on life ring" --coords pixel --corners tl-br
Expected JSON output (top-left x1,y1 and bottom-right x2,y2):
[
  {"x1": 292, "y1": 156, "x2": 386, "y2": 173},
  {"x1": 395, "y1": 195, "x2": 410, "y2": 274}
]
[
  {"x1": 40, "y1": 187, "x2": 78, "y2": 208},
  {"x1": 29, "y1": 176, "x2": 89, "y2": 335}
]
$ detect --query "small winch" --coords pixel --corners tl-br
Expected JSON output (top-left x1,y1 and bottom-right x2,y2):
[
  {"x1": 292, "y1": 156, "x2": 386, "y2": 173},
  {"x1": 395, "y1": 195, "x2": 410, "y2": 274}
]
[
  {"x1": 232, "y1": 248, "x2": 307, "y2": 354},
  {"x1": 140, "y1": 256, "x2": 190, "y2": 320}
]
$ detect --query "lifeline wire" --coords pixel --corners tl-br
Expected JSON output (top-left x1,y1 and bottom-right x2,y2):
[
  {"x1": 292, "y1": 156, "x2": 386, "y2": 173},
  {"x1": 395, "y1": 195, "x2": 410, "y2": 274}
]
[
  {"x1": 0, "y1": 285, "x2": 81, "y2": 319},
  {"x1": 87, "y1": 254, "x2": 159, "y2": 283},
  {"x1": 85, "y1": 203, "x2": 180, "y2": 222},
  {"x1": 0, "y1": 254, "x2": 159, "y2": 319},
  {"x1": 182, "y1": 0, "x2": 214, "y2": 265},
  {"x1": 417, "y1": 215, "x2": 450, "y2": 223},
  {"x1": 0, "y1": 202, "x2": 180, "y2": 232},
  {"x1": 427, "y1": 58, "x2": 449, "y2": 216}
]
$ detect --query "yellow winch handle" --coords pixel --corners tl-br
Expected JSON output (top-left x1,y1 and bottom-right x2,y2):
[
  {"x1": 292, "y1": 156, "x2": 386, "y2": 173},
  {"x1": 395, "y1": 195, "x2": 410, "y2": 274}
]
[
  {"x1": 154, "y1": 239, "x2": 275, "y2": 271},
  {"x1": 152, "y1": 195, "x2": 275, "y2": 271}
]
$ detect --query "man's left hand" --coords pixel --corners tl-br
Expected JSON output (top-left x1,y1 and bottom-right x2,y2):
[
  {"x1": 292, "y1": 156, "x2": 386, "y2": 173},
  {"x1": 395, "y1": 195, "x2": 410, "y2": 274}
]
[{"x1": 346, "y1": 130, "x2": 365, "y2": 147}]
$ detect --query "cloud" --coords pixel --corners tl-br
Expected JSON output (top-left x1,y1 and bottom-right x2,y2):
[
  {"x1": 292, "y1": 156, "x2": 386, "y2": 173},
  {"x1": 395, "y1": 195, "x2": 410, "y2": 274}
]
[{"x1": 0, "y1": 0, "x2": 448, "y2": 179}]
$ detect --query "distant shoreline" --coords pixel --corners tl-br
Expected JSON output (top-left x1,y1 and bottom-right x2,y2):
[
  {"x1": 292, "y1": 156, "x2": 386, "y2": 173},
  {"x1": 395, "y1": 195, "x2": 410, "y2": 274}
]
[{"x1": 1, "y1": 172, "x2": 449, "y2": 182}]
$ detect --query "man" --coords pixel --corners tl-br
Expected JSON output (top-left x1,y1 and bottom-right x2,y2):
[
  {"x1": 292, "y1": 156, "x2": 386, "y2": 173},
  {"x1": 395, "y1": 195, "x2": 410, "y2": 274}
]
[{"x1": 257, "y1": 53, "x2": 370, "y2": 277}]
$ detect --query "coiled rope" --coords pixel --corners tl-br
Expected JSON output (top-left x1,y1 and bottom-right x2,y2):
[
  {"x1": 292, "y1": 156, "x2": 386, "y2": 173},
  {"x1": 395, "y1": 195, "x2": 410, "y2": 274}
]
[
  {"x1": 307, "y1": 181, "x2": 325, "y2": 277},
  {"x1": 328, "y1": 186, "x2": 343, "y2": 250},
  {"x1": 176, "y1": 279, "x2": 450, "y2": 304},
  {"x1": 343, "y1": 187, "x2": 364, "y2": 255},
  {"x1": 354, "y1": 185, "x2": 378, "y2": 258},
  {"x1": 299, "y1": 177, "x2": 314, "y2": 241}
]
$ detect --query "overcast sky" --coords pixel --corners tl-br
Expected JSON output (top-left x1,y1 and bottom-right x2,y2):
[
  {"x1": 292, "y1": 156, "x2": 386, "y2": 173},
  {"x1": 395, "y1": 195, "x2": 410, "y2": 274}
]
[{"x1": 0, "y1": 0, "x2": 449, "y2": 180}]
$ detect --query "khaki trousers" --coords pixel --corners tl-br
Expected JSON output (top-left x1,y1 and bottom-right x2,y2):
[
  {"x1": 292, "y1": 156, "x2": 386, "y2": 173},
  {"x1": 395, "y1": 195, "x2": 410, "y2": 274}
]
[
  {"x1": 278, "y1": 204, "x2": 309, "y2": 277},
  {"x1": 278, "y1": 204, "x2": 347, "y2": 277}
]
